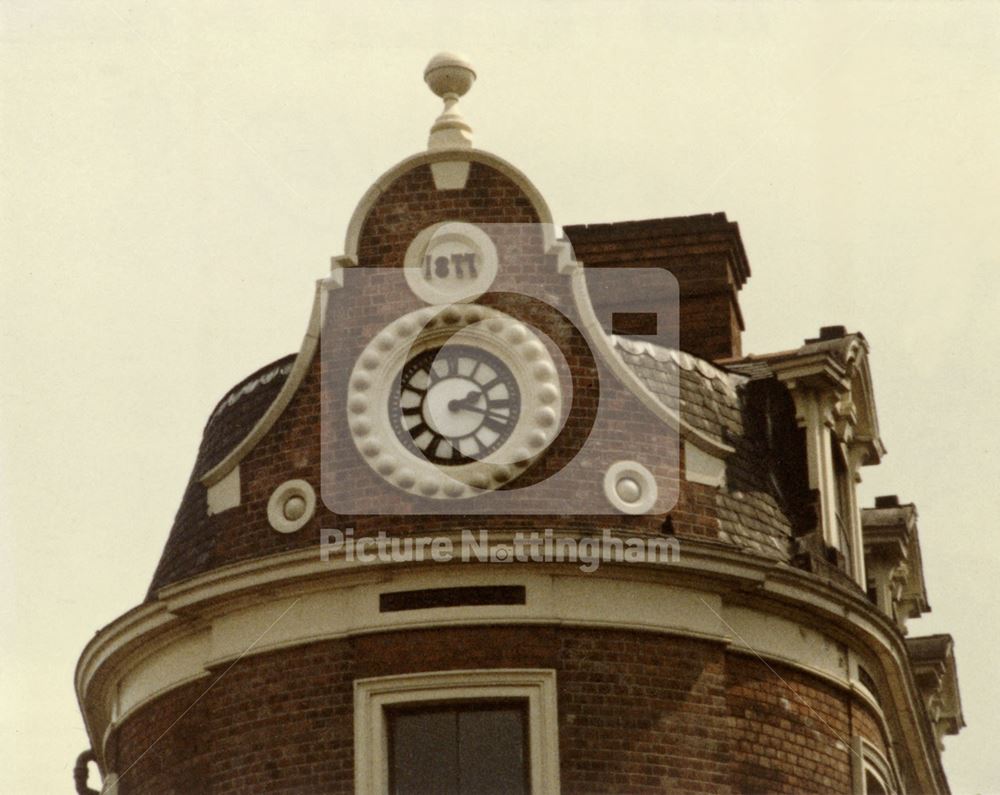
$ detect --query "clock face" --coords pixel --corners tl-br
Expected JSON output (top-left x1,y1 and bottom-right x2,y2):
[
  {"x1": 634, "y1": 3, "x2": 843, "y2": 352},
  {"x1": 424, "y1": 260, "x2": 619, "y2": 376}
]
[{"x1": 389, "y1": 344, "x2": 521, "y2": 465}]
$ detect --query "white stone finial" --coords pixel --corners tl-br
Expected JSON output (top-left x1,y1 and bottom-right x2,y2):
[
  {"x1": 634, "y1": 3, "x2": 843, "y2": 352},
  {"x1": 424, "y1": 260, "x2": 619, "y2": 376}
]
[{"x1": 424, "y1": 52, "x2": 476, "y2": 150}]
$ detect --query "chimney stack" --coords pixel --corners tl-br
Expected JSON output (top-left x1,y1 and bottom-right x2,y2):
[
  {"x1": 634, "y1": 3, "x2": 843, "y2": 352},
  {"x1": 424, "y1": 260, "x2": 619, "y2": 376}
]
[{"x1": 564, "y1": 213, "x2": 750, "y2": 362}]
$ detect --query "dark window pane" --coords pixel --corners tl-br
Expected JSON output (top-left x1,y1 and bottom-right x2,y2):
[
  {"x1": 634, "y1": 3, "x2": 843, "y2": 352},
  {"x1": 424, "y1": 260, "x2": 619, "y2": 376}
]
[
  {"x1": 865, "y1": 770, "x2": 889, "y2": 795},
  {"x1": 389, "y1": 709, "x2": 459, "y2": 795},
  {"x1": 457, "y1": 707, "x2": 527, "y2": 795},
  {"x1": 388, "y1": 701, "x2": 528, "y2": 795}
]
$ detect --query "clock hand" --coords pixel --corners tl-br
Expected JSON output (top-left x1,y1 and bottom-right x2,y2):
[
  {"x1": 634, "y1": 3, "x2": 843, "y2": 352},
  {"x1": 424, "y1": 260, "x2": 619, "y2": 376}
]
[
  {"x1": 450, "y1": 403, "x2": 510, "y2": 422},
  {"x1": 447, "y1": 389, "x2": 483, "y2": 412}
]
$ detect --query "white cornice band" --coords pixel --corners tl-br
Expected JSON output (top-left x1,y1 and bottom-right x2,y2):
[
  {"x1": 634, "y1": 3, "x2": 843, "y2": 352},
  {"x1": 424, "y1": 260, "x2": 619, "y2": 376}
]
[{"x1": 76, "y1": 535, "x2": 946, "y2": 793}]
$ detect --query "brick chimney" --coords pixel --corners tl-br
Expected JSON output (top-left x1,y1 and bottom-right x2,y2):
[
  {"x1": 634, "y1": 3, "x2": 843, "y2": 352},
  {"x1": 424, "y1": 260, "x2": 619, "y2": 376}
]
[{"x1": 563, "y1": 213, "x2": 751, "y2": 361}]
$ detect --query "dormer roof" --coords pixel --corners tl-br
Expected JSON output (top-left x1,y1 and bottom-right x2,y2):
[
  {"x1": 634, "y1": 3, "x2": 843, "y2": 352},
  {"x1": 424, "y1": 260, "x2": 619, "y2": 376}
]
[
  {"x1": 906, "y1": 634, "x2": 966, "y2": 747},
  {"x1": 724, "y1": 328, "x2": 885, "y2": 466},
  {"x1": 862, "y1": 497, "x2": 931, "y2": 625}
]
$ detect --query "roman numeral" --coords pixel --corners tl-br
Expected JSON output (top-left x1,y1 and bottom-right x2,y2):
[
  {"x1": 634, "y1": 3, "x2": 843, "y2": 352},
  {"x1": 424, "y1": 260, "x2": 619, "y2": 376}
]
[
  {"x1": 427, "y1": 433, "x2": 445, "y2": 456},
  {"x1": 483, "y1": 416, "x2": 509, "y2": 433},
  {"x1": 409, "y1": 422, "x2": 430, "y2": 439}
]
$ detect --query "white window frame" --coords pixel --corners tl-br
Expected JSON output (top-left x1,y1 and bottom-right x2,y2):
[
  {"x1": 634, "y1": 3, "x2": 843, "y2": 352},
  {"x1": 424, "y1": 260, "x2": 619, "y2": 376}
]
[
  {"x1": 833, "y1": 441, "x2": 867, "y2": 582},
  {"x1": 851, "y1": 735, "x2": 899, "y2": 795},
  {"x1": 354, "y1": 668, "x2": 560, "y2": 795}
]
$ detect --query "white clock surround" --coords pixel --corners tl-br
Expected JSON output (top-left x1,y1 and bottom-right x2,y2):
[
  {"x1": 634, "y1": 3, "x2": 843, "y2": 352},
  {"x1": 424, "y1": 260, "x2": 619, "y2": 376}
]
[{"x1": 347, "y1": 304, "x2": 563, "y2": 499}]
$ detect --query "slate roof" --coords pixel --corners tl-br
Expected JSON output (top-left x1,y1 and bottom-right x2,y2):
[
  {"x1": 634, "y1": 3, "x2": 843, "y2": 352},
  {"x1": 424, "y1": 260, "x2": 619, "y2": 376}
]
[
  {"x1": 146, "y1": 355, "x2": 296, "y2": 598},
  {"x1": 149, "y1": 337, "x2": 801, "y2": 596},
  {"x1": 724, "y1": 357, "x2": 774, "y2": 382},
  {"x1": 197, "y1": 354, "x2": 296, "y2": 476},
  {"x1": 723, "y1": 332, "x2": 866, "y2": 381},
  {"x1": 613, "y1": 336, "x2": 794, "y2": 560}
]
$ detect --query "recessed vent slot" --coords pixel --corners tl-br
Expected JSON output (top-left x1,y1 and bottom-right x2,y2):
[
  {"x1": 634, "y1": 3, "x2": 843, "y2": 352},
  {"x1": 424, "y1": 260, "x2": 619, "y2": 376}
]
[
  {"x1": 611, "y1": 311, "x2": 658, "y2": 336},
  {"x1": 379, "y1": 585, "x2": 526, "y2": 613}
]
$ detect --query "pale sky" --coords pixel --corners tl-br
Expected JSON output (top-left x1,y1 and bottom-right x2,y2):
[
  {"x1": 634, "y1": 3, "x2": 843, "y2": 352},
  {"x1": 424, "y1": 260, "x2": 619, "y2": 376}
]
[{"x1": 2, "y1": 2, "x2": 999, "y2": 793}]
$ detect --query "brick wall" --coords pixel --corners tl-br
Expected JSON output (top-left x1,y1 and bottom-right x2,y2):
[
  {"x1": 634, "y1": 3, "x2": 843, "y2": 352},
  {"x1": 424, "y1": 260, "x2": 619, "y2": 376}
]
[
  {"x1": 109, "y1": 627, "x2": 885, "y2": 793},
  {"x1": 564, "y1": 215, "x2": 750, "y2": 363},
  {"x1": 108, "y1": 154, "x2": 905, "y2": 795},
  {"x1": 149, "y1": 159, "x2": 715, "y2": 593},
  {"x1": 726, "y1": 656, "x2": 852, "y2": 792}
]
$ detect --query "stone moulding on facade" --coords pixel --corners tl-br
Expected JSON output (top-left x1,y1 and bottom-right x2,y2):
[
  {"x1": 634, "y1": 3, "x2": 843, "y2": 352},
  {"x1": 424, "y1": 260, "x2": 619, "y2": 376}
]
[
  {"x1": 201, "y1": 146, "x2": 739, "y2": 494},
  {"x1": 76, "y1": 532, "x2": 949, "y2": 793}
]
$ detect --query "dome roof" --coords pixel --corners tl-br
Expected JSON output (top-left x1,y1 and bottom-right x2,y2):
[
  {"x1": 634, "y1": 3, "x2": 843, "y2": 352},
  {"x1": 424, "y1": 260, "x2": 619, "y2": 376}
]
[
  {"x1": 145, "y1": 354, "x2": 295, "y2": 598},
  {"x1": 146, "y1": 337, "x2": 803, "y2": 597}
]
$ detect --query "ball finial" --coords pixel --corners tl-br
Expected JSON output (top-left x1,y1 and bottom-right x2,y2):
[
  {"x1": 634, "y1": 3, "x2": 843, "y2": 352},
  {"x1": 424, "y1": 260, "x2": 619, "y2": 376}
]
[
  {"x1": 423, "y1": 52, "x2": 476, "y2": 150},
  {"x1": 424, "y1": 52, "x2": 476, "y2": 99}
]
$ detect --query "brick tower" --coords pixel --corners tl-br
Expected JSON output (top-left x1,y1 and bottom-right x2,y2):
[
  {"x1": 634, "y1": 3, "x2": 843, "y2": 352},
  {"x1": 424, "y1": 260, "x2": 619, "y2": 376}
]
[{"x1": 76, "y1": 54, "x2": 963, "y2": 794}]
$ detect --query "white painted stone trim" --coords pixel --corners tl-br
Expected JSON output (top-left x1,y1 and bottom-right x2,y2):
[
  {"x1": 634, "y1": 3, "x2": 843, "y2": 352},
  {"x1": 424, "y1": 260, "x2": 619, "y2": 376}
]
[
  {"x1": 603, "y1": 460, "x2": 659, "y2": 514},
  {"x1": 782, "y1": 381, "x2": 867, "y2": 587},
  {"x1": 613, "y1": 335, "x2": 743, "y2": 400},
  {"x1": 402, "y1": 222, "x2": 499, "y2": 305},
  {"x1": 354, "y1": 669, "x2": 559, "y2": 795},
  {"x1": 206, "y1": 465, "x2": 240, "y2": 515},
  {"x1": 207, "y1": 361, "x2": 295, "y2": 425},
  {"x1": 200, "y1": 281, "x2": 330, "y2": 488},
  {"x1": 200, "y1": 149, "x2": 552, "y2": 490},
  {"x1": 340, "y1": 148, "x2": 557, "y2": 266},
  {"x1": 76, "y1": 536, "x2": 947, "y2": 793},
  {"x1": 851, "y1": 735, "x2": 900, "y2": 794},
  {"x1": 200, "y1": 168, "x2": 740, "y2": 491},
  {"x1": 684, "y1": 441, "x2": 727, "y2": 488},
  {"x1": 430, "y1": 160, "x2": 471, "y2": 189},
  {"x1": 266, "y1": 479, "x2": 316, "y2": 534}
]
